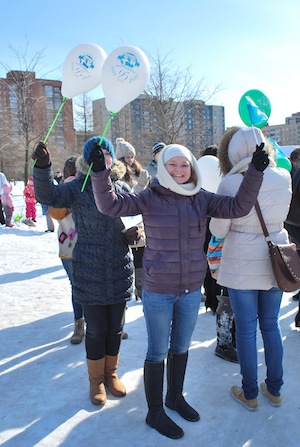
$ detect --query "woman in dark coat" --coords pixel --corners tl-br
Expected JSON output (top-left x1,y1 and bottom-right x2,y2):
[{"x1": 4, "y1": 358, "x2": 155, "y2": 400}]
[{"x1": 32, "y1": 137, "x2": 134, "y2": 406}]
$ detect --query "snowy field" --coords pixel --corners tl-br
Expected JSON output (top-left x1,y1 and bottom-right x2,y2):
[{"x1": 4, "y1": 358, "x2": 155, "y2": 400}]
[{"x1": 0, "y1": 182, "x2": 299, "y2": 447}]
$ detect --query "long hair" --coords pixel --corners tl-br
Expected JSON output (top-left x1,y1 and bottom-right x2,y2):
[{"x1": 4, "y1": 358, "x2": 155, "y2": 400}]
[{"x1": 119, "y1": 157, "x2": 143, "y2": 183}]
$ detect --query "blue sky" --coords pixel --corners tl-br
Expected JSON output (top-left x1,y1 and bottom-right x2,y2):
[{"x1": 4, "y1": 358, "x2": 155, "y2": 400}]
[{"x1": 1, "y1": 0, "x2": 300, "y2": 129}]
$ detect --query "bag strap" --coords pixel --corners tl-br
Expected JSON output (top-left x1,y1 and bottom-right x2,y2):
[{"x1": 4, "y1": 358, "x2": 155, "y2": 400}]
[
  {"x1": 240, "y1": 172, "x2": 270, "y2": 241},
  {"x1": 254, "y1": 201, "x2": 270, "y2": 239}
]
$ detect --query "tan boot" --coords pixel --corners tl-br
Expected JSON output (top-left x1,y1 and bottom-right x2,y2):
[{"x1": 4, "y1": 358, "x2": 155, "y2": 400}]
[
  {"x1": 70, "y1": 318, "x2": 85, "y2": 344},
  {"x1": 87, "y1": 358, "x2": 107, "y2": 405},
  {"x1": 105, "y1": 354, "x2": 126, "y2": 397}
]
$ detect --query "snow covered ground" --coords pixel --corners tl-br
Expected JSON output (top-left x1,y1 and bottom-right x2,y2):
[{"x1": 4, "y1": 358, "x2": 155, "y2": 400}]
[{"x1": 1, "y1": 183, "x2": 299, "y2": 447}]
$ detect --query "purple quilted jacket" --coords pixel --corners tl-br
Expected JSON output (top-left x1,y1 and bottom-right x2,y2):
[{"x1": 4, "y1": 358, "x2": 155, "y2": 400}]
[{"x1": 91, "y1": 164, "x2": 263, "y2": 294}]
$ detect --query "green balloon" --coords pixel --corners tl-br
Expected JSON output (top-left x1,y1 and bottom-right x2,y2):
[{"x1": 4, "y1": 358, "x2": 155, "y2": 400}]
[
  {"x1": 276, "y1": 156, "x2": 292, "y2": 172},
  {"x1": 239, "y1": 89, "x2": 271, "y2": 128}
]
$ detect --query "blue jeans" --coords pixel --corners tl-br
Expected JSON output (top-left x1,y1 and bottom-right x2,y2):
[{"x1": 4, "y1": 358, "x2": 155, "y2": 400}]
[
  {"x1": 61, "y1": 259, "x2": 83, "y2": 320},
  {"x1": 142, "y1": 289, "x2": 201, "y2": 362},
  {"x1": 228, "y1": 287, "x2": 283, "y2": 399}
]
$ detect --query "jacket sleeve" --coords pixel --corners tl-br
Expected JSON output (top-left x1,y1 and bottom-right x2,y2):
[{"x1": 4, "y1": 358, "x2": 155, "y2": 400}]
[
  {"x1": 33, "y1": 166, "x2": 72, "y2": 209},
  {"x1": 91, "y1": 169, "x2": 145, "y2": 217},
  {"x1": 207, "y1": 164, "x2": 263, "y2": 219}
]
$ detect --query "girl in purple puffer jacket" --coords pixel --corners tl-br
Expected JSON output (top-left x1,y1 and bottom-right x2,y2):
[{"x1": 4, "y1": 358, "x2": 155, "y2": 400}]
[{"x1": 88, "y1": 140, "x2": 268, "y2": 440}]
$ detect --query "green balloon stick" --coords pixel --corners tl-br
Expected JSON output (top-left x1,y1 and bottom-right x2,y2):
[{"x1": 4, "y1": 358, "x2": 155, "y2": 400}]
[
  {"x1": 32, "y1": 97, "x2": 68, "y2": 167},
  {"x1": 80, "y1": 112, "x2": 117, "y2": 192}
]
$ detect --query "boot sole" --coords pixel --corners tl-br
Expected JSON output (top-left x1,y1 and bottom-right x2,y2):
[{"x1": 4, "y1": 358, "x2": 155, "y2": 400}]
[
  {"x1": 146, "y1": 418, "x2": 184, "y2": 439},
  {"x1": 215, "y1": 350, "x2": 239, "y2": 363},
  {"x1": 165, "y1": 402, "x2": 200, "y2": 422}
]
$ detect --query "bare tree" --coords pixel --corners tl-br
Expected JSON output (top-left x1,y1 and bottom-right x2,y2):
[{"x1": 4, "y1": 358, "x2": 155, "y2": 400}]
[
  {"x1": 74, "y1": 93, "x2": 93, "y2": 137},
  {"x1": 0, "y1": 42, "x2": 60, "y2": 183},
  {"x1": 144, "y1": 51, "x2": 223, "y2": 149}
]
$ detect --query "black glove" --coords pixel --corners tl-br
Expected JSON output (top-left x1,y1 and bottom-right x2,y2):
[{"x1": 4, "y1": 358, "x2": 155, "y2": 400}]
[
  {"x1": 123, "y1": 226, "x2": 142, "y2": 245},
  {"x1": 32, "y1": 141, "x2": 51, "y2": 168},
  {"x1": 251, "y1": 143, "x2": 269, "y2": 172},
  {"x1": 86, "y1": 144, "x2": 106, "y2": 172}
]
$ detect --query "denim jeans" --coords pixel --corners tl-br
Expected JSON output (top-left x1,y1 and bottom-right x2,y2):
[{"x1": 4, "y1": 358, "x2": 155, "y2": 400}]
[
  {"x1": 142, "y1": 289, "x2": 201, "y2": 362},
  {"x1": 228, "y1": 287, "x2": 283, "y2": 399},
  {"x1": 61, "y1": 259, "x2": 83, "y2": 320}
]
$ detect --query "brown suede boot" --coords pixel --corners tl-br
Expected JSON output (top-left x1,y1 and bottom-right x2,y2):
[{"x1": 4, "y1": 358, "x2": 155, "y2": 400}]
[
  {"x1": 70, "y1": 318, "x2": 85, "y2": 344},
  {"x1": 87, "y1": 358, "x2": 107, "y2": 405},
  {"x1": 105, "y1": 354, "x2": 126, "y2": 397}
]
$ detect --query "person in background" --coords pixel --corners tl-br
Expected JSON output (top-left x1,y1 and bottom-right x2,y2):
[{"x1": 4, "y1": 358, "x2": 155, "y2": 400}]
[
  {"x1": 284, "y1": 147, "x2": 300, "y2": 325},
  {"x1": 54, "y1": 171, "x2": 63, "y2": 184},
  {"x1": 201, "y1": 145, "x2": 238, "y2": 363},
  {"x1": 23, "y1": 176, "x2": 37, "y2": 223},
  {"x1": 145, "y1": 141, "x2": 166, "y2": 180},
  {"x1": 0, "y1": 171, "x2": 8, "y2": 226},
  {"x1": 32, "y1": 136, "x2": 136, "y2": 407},
  {"x1": 115, "y1": 137, "x2": 150, "y2": 300},
  {"x1": 49, "y1": 156, "x2": 85, "y2": 345},
  {"x1": 88, "y1": 137, "x2": 269, "y2": 439},
  {"x1": 115, "y1": 137, "x2": 150, "y2": 192},
  {"x1": 1, "y1": 182, "x2": 14, "y2": 227},
  {"x1": 210, "y1": 127, "x2": 291, "y2": 411},
  {"x1": 41, "y1": 204, "x2": 55, "y2": 232}
]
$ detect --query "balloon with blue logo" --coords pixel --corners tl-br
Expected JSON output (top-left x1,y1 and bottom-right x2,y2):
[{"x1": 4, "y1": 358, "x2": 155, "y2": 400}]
[
  {"x1": 62, "y1": 43, "x2": 107, "y2": 99},
  {"x1": 239, "y1": 89, "x2": 271, "y2": 128},
  {"x1": 268, "y1": 137, "x2": 292, "y2": 172},
  {"x1": 101, "y1": 45, "x2": 150, "y2": 113}
]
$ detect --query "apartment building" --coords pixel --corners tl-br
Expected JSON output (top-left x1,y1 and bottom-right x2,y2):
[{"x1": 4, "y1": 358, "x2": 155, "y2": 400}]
[
  {"x1": 262, "y1": 112, "x2": 300, "y2": 146},
  {"x1": 93, "y1": 95, "x2": 225, "y2": 166},
  {"x1": 0, "y1": 71, "x2": 77, "y2": 179}
]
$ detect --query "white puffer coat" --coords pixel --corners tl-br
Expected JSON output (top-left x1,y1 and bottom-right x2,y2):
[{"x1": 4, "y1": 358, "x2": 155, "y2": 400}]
[{"x1": 210, "y1": 128, "x2": 292, "y2": 290}]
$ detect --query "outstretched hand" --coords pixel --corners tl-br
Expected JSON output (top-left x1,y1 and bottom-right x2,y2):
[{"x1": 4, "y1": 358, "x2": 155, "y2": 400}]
[
  {"x1": 32, "y1": 141, "x2": 51, "y2": 168},
  {"x1": 251, "y1": 143, "x2": 269, "y2": 172},
  {"x1": 86, "y1": 144, "x2": 106, "y2": 172}
]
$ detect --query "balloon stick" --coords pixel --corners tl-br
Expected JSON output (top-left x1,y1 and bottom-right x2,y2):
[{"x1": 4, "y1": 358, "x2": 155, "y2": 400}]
[
  {"x1": 32, "y1": 97, "x2": 68, "y2": 167},
  {"x1": 81, "y1": 112, "x2": 117, "y2": 192}
]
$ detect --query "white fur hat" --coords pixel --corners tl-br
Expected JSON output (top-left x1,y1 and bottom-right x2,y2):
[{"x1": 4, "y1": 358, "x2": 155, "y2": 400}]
[{"x1": 115, "y1": 137, "x2": 136, "y2": 159}]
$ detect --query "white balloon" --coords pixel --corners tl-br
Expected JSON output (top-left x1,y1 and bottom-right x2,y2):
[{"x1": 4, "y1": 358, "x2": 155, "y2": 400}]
[
  {"x1": 197, "y1": 155, "x2": 222, "y2": 193},
  {"x1": 101, "y1": 45, "x2": 150, "y2": 113},
  {"x1": 62, "y1": 43, "x2": 107, "y2": 98}
]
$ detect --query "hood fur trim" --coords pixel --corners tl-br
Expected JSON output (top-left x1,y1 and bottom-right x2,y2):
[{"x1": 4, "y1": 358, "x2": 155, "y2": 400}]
[{"x1": 218, "y1": 127, "x2": 275, "y2": 175}]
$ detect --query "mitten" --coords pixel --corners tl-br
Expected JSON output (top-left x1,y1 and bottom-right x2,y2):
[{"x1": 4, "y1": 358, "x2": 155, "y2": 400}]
[
  {"x1": 251, "y1": 143, "x2": 269, "y2": 172},
  {"x1": 138, "y1": 169, "x2": 150, "y2": 187},
  {"x1": 86, "y1": 144, "x2": 106, "y2": 172},
  {"x1": 123, "y1": 226, "x2": 142, "y2": 245},
  {"x1": 32, "y1": 141, "x2": 51, "y2": 168}
]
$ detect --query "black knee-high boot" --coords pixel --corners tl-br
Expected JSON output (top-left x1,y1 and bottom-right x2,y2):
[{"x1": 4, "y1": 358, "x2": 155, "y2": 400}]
[
  {"x1": 165, "y1": 351, "x2": 200, "y2": 422},
  {"x1": 144, "y1": 360, "x2": 184, "y2": 439}
]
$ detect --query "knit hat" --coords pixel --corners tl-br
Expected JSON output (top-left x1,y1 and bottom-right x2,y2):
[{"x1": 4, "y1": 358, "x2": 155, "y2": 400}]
[
  {"x1": 83, "y1": 136, "x2": 115, "y2": 165},
  {"x1": 115, "y1": 137, "x2": 136, "y2": 159},
  {"x1": 228, "y1": 127, "x2": 265, "y2": 166},
  {"x1": 162, "y1": 144, "x2": 193, "y2": 164},
  {"x1": 152, "y1": 141, "x2": 166, "y2": 156}
]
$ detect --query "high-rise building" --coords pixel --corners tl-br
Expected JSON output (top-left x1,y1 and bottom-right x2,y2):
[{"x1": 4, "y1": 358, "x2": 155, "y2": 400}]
[
  {"x1": 0, "y1": 71, "x2": 77, "y2": 179},
  {"x1": 262, "y1": 112, "x2": 300, "y2": 146},
  {"x1": 93, "y1": 95, "x2": 225, "y2": 166}
]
